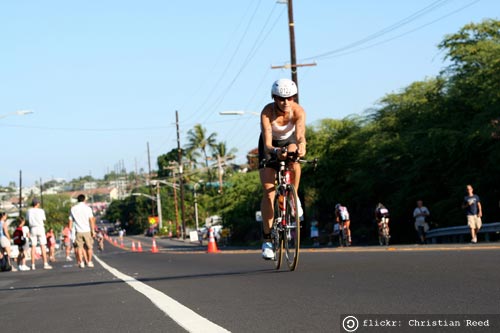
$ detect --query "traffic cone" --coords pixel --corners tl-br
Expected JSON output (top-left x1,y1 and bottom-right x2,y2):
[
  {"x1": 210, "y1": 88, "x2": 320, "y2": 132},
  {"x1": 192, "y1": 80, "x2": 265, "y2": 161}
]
[
  {"x1": 151, "y1": 238, "x2": 159, "y2": 253},
  {"x1": 114, "y1": 239, "x2": 118, "y2": 246},
  {"x1": 137, "y1": 241, "x2": 143, "y2": 252},
  {"x1": 131, "y1": 241, "x2": 136, "y2": 252},
  {"x1": 120, "y1": 239, "x2": 124, "y2": 248},
  {"x1": 207, "y1": 227, "x2": 219, "y2": 253}
]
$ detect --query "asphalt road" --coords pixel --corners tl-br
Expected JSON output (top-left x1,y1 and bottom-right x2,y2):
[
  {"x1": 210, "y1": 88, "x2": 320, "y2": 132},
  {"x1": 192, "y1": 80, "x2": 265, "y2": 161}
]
[{"x1": 1, "y1": 237, "x2": 499, "y2": 333}]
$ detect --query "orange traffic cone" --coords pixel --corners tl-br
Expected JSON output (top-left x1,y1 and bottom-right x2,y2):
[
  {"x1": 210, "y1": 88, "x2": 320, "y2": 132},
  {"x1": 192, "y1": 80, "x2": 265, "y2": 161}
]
[
  {"x1": 137, "y1": 241, "x2": 143, "y2": 252},
  {"x1": 114, "y1": 239, "x2": 118, "y2": 246},
  {"x1": 207, "y1": 227, "x2": 219, "y2": 253},
  {"x1": 131, "y1": 241, "x2": 136, "y2": 252},
  {"x1": 151, "y1": 238, "x2": 159, "y2": 253},
  {"x1": 120, "y1": 239, "x2": 124, "y2": 248}
]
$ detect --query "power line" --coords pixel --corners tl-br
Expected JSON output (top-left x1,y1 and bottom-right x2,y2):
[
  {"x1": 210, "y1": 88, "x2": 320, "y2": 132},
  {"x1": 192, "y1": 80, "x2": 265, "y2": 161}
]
[
  {"x1": 186, "y1": 0, "x2": 264, "y2": 123},
  {"x1": 201, "y1": 5, "x2": 286, "y2": 124},
  {"x1": 0, "y1": 123, "x2": 174, "y2": 132},
  {"x1": 300, "y1": 0, "x2": 453, "y2": 62},
  {"x1": 311, "y1": 0, "x2": 481, "y2": 61}
]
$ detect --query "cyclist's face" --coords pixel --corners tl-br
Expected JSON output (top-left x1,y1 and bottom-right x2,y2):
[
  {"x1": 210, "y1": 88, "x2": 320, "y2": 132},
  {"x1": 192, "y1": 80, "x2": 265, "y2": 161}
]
[{"x1": 274, "y1": 96, "x2": 294, "y2": 112}]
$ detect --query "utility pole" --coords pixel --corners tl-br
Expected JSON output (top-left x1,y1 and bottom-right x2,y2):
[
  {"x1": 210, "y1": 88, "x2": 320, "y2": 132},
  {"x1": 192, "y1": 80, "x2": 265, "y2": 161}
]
[
  {"x1": 217, "y1": 154, "x2": 223, "y2": 194},
  {"x1": 176, "y1": 110, "x2": 186, "y2": 239},
  {"x1": 273, "y1": 0, "x2": 316, "y2": 103},
  {"x1": 147, "y1": 142, "x2": 155, "y2": 216},
  {"x1": 287, "y1": 0, "x2": 298, "y2": 89},
  {"x1": 40, "y1": 177, "x2": 43, "y2": 208},
  {"x1": 19, "y1": 170, "x2": 22, "y2": 217}
]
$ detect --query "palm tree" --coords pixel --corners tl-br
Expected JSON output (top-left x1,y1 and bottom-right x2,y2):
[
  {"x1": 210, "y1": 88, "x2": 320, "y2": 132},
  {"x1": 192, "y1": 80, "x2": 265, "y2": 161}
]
[
  {"x1": 185, "y1": 124, "x2": 218, "y2": 176},
  {"x1": 212, "y1": 141, "x2": 237, "y2": 161}
]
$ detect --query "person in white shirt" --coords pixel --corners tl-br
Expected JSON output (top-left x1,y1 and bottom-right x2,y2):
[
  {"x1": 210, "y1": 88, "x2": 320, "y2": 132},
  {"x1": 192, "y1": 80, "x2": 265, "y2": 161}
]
[
  {"x1": 69, "y1": 194, "x2": 96, "y2": 268},
  {"x1": 26, "y1": 198, "x2": 52, "y2": 270}
]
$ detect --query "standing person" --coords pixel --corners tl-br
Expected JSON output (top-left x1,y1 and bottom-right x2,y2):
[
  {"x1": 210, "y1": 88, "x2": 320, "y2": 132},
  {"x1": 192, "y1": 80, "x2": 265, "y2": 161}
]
[
  {"x1": 13, "y1": 217, "x2": 31, "y2": 271},
  {"x1": 462, "y1": 184, "x2": 482, "y2": 243},
  {"x1": 413, "y1": 200, "x2": 430, "y2": 244},
  {"x1": 62, "y1": 222, "x2": 72, "y2": 261},
  {"x1": 335, "y1": 204, "x2": 352, "y2": 246},
  {"x1": 69, "y1": 194, "x2": 96, "y2": 268},
  {"x1": 310, "y1": 218, "x2": 319, "y2": 247},
  {"x1": 1, "y1": 212, "x2": 17, "y2": 271},
  {"x1": 259, "y1": 78, "x2": 306, "y2": 260},
  {"x1": 26, "y1": 198, "x2": 52, "y2": 270},
  {"x1": 46, "y1": 228, "x2": 56, "y2": 262}
]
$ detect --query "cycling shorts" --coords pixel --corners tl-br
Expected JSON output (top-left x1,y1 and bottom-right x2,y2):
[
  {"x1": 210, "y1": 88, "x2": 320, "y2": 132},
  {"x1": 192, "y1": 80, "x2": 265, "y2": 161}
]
[{"x1": 258, "y1": 133, "x2": 297, "y2": 170}]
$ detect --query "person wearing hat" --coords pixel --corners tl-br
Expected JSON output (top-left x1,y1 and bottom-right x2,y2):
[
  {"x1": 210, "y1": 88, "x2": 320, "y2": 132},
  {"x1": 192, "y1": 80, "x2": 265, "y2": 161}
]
[
  {"x1": 259, "y1": 78, "x2": 307, "y2": 260},
  {"x1": 26, "y1": 198, "x2": 52, "y2": 270}
]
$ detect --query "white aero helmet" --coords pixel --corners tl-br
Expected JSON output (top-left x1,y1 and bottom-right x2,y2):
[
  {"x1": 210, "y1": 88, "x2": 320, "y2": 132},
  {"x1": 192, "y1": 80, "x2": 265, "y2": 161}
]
[{"x1": 271, "y1": 78, "x2": 298, "y2": 98}]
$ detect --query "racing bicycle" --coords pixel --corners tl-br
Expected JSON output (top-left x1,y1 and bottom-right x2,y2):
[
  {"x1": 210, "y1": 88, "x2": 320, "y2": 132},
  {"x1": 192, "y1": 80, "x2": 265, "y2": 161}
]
[
  {"x1": 263, "y1": 148, "x2": 317, "y2": 271},
  {"x1": 338, "y1": 221, "x2": 350, "y2": 247},
  {"x1": 378, "y1": 217, "x2": 390, "y2": 246}
]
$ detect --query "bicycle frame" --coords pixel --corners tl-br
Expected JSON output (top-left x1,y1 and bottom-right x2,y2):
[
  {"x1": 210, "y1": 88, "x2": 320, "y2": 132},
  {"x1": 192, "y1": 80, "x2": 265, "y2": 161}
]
[
  {"x1": 263, "y1": 150, "x2": 318, "y2": 271},
  {"x1": 379, "y1": 217, "x2": 390, "y2": 245}
]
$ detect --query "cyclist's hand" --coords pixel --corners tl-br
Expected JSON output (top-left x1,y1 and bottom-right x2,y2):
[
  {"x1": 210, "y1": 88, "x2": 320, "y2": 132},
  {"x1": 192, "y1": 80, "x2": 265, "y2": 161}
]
[
  {"x1": 273, "y1": 147, "x2": 287, "y2": 160},
  {"x1": 297, "y1": 143, "x2": 306, "y2": 157},
  {"x1": 278, "y1": 148, "x2": 287, "y2": 160}
]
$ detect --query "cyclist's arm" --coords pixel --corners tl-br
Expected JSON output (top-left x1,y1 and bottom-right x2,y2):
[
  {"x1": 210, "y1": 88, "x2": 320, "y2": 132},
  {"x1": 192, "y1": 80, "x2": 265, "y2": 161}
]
[
  {"x1": 294, "y1": 104, "x2": 306, "y2": 157},
  {"x1": 260, "y1": 105, "x2": 275, "y2": 153}
]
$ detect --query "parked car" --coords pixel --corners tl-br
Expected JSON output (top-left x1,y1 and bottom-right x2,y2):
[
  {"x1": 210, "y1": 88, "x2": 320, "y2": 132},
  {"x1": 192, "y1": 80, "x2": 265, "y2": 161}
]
[{"x1": 200, "y1": 225, "x2": 222, "y2": 242}]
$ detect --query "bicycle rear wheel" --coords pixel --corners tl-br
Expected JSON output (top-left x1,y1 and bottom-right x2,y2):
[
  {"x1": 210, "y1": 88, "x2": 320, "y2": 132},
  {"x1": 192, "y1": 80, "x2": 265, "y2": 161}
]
[
  {"x1": 272, "y1": 193, "x2": 283, "y2": 270},
  {"x1": 383, "y1": 226, "x2": 390, "y2": 246},
  {"x1": 284, "y1": 184, "x2": 300, "y2": 271}
]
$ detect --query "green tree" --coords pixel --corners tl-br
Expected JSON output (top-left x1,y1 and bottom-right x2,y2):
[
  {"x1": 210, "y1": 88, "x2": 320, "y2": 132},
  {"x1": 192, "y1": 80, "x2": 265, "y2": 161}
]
[{"x1": 185, "y1": 124, "x2": 218, "y2": 171}]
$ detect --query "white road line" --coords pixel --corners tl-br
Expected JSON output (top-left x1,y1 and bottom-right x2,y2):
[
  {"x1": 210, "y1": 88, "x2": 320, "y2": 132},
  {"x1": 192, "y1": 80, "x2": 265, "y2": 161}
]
[{"x1": 93, "y1": 255, "x2": 230, "y2": 333}]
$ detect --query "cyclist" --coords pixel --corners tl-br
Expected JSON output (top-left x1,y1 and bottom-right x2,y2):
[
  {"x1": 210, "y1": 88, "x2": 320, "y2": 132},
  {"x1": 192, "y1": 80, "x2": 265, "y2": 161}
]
[
  {"x1": 259, "y1": 78, "x2": 306, "y2": 260},
  {"x1": 375, "y1": 203, "x2": 390, "y2": 244},
  {"x1": 335, "y1": 204, "x2": 351, "y2": 245}
]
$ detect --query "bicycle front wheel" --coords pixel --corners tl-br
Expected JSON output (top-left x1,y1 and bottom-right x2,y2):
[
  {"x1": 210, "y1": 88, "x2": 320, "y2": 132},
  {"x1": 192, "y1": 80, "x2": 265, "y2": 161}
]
[
  {"x1": 284, "y1": 184, "x2": 300, "y2": 271},
  {"x1": 273, "y1": 192, "x2": 283, "y2": 270}
]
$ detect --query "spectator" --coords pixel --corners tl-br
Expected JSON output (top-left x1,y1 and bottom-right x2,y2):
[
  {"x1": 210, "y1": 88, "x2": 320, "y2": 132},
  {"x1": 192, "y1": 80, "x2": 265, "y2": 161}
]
[
  {"x1": 46, "y1": 228, "x2": 56, "y2": 262},
  {"x1": 413, "y1": 200, "x2": 430, "y2": 244},
  {"x1": 15, "y1": 217, "x2": 31, "y2": 271},
  {"x1": 62, "y1": 222, "x2": 72, "y2": 261},
  {"x1": 310, "y1": 218, "x2": 319, "y2": 247},
  {"x1": 69, "y1": 194, "x2": 96, "y2": 268},
  {"x1": 1, "y1": 212, "x2": 17, "y2": 272},
  {"x1": 462, "y1": 184, "x2": 482, "y2": 243},
  {"x1": 26, "y1": 198, "x2": 52, "y2": 270}
]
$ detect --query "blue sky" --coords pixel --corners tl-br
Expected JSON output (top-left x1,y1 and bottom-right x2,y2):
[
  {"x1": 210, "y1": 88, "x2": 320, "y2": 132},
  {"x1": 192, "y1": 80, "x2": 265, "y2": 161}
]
[{"x1": 0, "y1": 0, "x2": 498, "y2": 187}]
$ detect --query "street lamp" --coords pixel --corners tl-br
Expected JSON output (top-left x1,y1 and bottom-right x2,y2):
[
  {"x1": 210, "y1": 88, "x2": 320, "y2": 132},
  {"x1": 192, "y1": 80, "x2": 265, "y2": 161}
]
[
  {"x1": 193, "y1": 180, "x2": 204, "y2": 231},
  {"x1": 219, "y1": 110, "x2": 259, "y2": 116},
  {"x1": 0, "y1": 110, "x2": 34, "y2": 119},
  {"x1": 148, "y1": 179, "x2": 180, "y2": 233},
  {"x1": 131, "y1": 192, "x2": 162, "y2": 232}
]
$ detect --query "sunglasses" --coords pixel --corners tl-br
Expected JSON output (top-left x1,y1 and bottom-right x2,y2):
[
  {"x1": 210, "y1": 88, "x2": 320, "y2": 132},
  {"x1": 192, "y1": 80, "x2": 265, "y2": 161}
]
[{"x1": 274, "y1": 96, "x2": 294, "y2": 102}]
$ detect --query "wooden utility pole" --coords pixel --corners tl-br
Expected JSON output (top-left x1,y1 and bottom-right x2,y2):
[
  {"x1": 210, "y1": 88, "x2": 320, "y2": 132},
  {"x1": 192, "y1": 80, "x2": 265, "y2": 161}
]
[
  {"x1": 147, "y1": 142, "x2": 155, "y2": 216},
  {"x1": 272, "y1": 0, "x2": 316, "y2": 103},
  {"x1": 19, "y1": 170, "x2": 22, "y2": 217},
  {"x1": 176, "y1": 111, "x2": 186, "y2": 239},
  {"x1": 287, "y1": 0, "x2": 298, "y2": 90}
]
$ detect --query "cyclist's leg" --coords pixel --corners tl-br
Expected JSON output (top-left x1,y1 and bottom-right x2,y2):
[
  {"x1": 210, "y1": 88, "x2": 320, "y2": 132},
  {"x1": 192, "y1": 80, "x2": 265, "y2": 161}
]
[
  {"x1": 259, "y1": 167, "x2": 276, "y2": 236},
  {"x1": 345, "y1": 220, "x2": 352, "y2": 244},
  {"x1": 260, "y1": 167, "x2": 277, "y2": 259}
]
